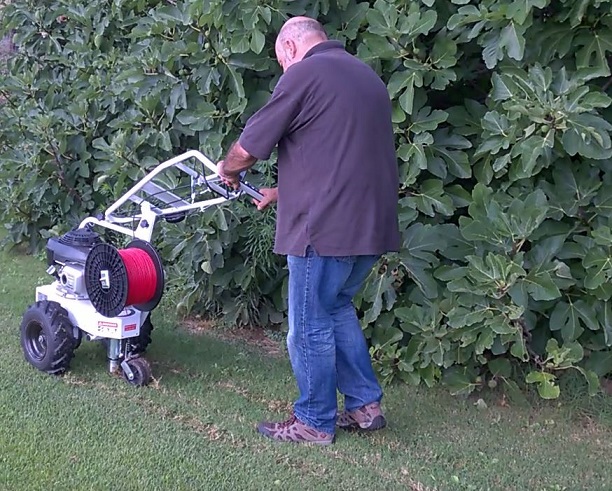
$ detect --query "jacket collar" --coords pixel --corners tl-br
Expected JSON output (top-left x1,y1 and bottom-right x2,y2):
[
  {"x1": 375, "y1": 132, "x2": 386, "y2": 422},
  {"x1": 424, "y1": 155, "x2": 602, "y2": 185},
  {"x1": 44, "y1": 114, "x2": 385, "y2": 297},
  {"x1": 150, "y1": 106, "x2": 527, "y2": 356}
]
[{"x1": 303, "y1": 40, "x2": 345, "y2": 59}]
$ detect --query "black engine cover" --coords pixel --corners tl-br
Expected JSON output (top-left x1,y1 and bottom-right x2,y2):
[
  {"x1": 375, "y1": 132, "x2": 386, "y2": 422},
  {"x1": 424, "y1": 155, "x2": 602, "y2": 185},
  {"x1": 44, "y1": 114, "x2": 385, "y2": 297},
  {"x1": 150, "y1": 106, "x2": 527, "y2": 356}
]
[{"x1": 46, "y1": 228, "x2": 103, "y2": 266}]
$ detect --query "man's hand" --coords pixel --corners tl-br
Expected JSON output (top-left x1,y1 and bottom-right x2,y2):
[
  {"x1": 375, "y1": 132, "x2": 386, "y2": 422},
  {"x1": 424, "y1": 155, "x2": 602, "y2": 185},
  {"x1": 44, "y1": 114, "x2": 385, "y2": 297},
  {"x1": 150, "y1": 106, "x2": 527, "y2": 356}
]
[
  {"x1": 253, "y1": 187, "x2": 278, "y2": 211},
  {"x1": 216, "y1": 160, "x2": 240, "y2": 189}
]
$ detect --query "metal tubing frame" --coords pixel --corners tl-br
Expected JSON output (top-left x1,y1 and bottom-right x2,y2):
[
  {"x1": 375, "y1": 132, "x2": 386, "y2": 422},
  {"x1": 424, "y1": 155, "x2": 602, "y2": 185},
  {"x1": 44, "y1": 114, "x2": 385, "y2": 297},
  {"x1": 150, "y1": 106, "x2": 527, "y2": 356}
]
[{"x1": 78, "y1": 150, "x2": 241, "y2": 242}]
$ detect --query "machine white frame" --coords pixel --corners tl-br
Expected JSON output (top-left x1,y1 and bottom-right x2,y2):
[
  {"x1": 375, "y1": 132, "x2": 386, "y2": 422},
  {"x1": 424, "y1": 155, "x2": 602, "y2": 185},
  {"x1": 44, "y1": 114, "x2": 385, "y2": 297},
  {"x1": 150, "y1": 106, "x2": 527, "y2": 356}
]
[
  {"x1": 81, "y1": 149, "x2": 261, "y2": 242},
  {"x1": 28, "y1": 150, "x2": 262, "y2": 383}
]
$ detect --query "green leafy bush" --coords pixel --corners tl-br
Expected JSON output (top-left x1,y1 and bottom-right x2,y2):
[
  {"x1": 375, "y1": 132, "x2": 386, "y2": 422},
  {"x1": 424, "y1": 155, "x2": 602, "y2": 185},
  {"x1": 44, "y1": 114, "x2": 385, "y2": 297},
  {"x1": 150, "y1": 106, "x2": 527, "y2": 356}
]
[{"x1": 1, "y1": 0, "x2": 612, "y2": 397}]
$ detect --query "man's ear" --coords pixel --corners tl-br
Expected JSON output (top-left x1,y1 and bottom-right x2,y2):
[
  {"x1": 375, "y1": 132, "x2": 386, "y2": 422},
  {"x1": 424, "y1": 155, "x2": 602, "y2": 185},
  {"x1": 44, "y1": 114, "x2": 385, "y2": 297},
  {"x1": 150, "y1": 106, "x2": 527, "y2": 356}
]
[{"x1": 283, "y1": 38, "x2": 298, "y2": 61}]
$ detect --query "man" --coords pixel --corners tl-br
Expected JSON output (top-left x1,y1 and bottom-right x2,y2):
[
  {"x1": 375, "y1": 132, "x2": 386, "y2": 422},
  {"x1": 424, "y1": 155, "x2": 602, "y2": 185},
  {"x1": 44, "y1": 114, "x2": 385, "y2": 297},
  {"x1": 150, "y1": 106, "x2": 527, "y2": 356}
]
[{"x1": 217, "y1": 16, "x2": 400, "y2": 445}]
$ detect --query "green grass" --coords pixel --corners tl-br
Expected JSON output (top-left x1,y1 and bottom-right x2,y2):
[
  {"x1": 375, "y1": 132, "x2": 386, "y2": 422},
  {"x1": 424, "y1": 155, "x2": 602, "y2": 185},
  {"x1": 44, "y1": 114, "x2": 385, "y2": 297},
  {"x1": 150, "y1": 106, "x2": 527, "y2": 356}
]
[{"x1": 1, "y1": 246, "x2": 612, "y2": 491}]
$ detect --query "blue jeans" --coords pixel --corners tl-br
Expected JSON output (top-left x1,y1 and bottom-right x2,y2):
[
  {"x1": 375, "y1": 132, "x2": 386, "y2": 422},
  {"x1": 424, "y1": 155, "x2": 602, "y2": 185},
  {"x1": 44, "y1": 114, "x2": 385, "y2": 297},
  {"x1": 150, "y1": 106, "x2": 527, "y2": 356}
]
[{"x1": 286, "y1": 247, "x2": 383, "y2": 434}]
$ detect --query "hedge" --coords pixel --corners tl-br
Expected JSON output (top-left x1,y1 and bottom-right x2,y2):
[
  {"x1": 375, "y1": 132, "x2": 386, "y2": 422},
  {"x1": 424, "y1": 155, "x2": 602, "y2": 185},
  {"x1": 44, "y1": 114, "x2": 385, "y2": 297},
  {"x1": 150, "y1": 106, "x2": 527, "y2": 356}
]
[{"x1": 1, "y1": 0, "x2": 612, "y2": 398}]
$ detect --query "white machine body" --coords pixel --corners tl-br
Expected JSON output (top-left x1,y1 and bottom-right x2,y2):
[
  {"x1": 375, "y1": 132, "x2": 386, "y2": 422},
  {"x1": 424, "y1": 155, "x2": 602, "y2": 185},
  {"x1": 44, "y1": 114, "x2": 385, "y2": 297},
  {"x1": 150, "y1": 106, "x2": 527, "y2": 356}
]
[{"x1": 35, "y1": 283, "x2": 145, "y2": 340}]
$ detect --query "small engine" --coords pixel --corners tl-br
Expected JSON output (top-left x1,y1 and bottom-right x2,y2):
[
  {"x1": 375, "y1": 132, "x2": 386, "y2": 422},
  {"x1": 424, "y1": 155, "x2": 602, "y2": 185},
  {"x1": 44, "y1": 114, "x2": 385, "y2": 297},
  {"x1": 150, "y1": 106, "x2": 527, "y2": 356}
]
[{"x1": 46, "y1": 228, "x2": 103, "y2": 298}]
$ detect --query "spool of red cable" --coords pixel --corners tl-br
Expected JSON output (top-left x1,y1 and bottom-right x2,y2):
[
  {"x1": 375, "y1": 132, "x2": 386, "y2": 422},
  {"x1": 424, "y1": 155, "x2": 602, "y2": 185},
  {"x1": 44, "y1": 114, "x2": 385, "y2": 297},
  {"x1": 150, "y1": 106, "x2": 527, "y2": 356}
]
[
  {"x1": 118, "y1": 248, "x2": 158, "y2": 306},
  {"x1": 84, "y1": 240, "x2": 165, "y2": 318}
]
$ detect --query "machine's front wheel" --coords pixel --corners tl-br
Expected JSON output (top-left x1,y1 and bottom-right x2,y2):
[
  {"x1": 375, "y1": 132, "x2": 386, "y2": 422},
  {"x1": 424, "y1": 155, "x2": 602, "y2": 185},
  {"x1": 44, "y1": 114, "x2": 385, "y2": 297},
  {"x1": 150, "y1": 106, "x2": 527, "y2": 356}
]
[
  {"x1": 122, "y1": 357, "x2": 152, "y2": 387},
  {"x1": 20, "y1": 301, "x2": 75, "y2": 375}
]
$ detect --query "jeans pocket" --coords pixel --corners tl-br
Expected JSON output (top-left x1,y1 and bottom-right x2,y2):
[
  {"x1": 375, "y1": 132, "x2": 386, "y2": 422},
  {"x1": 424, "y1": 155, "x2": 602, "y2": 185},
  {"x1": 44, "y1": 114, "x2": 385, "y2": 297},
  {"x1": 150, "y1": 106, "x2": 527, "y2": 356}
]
[{"x1": 334, "y1": 255, "x2": 356, "y2": 264}]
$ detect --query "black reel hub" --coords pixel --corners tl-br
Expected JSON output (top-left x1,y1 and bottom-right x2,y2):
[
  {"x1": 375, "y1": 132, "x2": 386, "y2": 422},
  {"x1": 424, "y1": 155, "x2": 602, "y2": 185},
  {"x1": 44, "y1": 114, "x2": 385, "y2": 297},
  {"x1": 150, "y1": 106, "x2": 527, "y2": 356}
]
[{"x1": 84, "y1": 243, "x2": 128, "y2": 318}]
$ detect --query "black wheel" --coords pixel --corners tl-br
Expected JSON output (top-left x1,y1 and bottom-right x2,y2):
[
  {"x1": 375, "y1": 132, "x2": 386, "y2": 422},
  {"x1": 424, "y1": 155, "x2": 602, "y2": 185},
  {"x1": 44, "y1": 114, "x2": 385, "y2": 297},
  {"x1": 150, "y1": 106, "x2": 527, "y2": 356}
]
[
  {"x1": 20, "y1": 301, "x2": 75, "y2": 375},
  {"x1": 122, "y1": 357, "x2": 151, "y2": 386},
  {"x1": 72, "y1": 328, "x2": 83, "y2": 350},
  {"x1": 129, "y1": 315, "x2": 154, "y2": 355}
]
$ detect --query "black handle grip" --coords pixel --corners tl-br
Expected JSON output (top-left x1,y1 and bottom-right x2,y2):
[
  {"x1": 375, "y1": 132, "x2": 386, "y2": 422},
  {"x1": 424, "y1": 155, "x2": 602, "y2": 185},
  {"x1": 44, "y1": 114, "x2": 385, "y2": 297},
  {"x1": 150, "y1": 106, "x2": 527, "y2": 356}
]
[
  {"x1": 212, "y1": 171, "x2": 264, "y2": 202},
  {"x1": 239, "y1": 181, "x2": 264, "y2": 202}
]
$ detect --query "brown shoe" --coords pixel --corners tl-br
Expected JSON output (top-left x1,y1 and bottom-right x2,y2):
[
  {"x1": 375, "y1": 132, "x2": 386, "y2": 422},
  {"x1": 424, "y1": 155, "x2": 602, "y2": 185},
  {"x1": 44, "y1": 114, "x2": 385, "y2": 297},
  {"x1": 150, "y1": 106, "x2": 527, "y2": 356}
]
[
  {"x1": 337, "y1": 402, "x2": 386, "y2": 431},
  {"x1": 257, "y1": 414, "x2": 335, "y2": 445}
]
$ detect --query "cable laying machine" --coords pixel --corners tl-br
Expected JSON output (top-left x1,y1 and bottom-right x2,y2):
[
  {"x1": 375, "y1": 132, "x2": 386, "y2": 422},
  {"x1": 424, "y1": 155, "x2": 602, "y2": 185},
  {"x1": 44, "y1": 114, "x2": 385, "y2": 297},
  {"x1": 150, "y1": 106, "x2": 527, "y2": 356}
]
[{"x1": 19, "y1": 150, "x2": 263, "y2": 386}]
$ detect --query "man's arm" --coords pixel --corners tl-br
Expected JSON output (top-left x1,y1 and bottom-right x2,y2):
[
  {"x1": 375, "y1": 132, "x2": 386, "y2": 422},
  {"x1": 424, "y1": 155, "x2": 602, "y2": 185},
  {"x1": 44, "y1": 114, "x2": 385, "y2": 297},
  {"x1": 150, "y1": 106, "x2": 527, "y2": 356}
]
[
  {"x1": 217, "y1": 140, "x2": 257, "y2": 186},
  {"x1": 217, "y1": 78, "x2": 300, "y2": 186}
]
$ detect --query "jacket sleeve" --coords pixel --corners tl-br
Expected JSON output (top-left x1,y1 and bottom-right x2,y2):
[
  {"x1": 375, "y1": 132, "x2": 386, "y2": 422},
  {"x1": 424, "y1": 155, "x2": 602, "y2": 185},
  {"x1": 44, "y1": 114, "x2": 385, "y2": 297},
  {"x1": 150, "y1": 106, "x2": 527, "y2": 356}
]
[{"x1": 238, "y1": 85, "x2": 301, "y2": 161}]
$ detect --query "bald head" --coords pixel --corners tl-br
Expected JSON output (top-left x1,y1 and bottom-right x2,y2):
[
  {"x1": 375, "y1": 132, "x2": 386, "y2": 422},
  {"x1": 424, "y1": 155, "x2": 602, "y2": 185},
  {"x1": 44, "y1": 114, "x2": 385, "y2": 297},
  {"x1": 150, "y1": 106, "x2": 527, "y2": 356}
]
[
  {"x1": 277, "y1": 17, "x2": 327, "y2": 45},
  {"x1": 275, "y1": 16, "x2": 328, "y2": 72}
]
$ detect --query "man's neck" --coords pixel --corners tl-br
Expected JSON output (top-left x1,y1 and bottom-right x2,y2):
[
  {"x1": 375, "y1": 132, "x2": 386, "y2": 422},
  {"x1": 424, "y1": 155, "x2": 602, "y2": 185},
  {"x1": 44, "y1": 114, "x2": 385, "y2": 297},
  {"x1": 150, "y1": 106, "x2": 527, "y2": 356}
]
[{"x1": 297, "y1": 38, "x2": 326, "y2": 61}]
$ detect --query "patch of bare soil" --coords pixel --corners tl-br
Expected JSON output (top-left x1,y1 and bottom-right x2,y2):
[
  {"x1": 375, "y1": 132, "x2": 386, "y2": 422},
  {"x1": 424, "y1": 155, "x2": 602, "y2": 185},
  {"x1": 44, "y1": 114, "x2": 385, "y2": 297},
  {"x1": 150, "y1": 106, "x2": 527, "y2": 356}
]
[
  {"x1": 600, "y1": 377, "x2": 612, "y2": 396},
  {"x1": 216, "y1": 380, "x2": 293, "y2": 414},
  {"x1": 183, "y1": 317, "x2": 284, "y2": 358}
]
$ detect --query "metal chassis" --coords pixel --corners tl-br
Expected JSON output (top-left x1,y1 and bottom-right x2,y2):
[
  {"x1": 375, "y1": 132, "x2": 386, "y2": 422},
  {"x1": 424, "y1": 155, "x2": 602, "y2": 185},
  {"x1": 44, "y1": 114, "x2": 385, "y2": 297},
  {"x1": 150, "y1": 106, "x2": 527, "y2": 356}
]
[
  {"x1": 79, "y1": 149, "x2": 259, "y2": 242},
  {"x1": 36, "y1": 150, "x2": 259, "y2": 378}
]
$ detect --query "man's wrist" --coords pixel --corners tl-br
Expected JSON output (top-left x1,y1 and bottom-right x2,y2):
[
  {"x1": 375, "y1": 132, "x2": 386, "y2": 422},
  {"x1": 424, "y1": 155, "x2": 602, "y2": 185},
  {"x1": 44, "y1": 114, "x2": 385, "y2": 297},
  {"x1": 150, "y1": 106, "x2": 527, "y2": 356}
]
[
  {"x1": 221, "y1": 140, "x2": 257, "y2": 175},
  {"x1": 218, "y1": 160, "x2": 239, "y2": 178}
]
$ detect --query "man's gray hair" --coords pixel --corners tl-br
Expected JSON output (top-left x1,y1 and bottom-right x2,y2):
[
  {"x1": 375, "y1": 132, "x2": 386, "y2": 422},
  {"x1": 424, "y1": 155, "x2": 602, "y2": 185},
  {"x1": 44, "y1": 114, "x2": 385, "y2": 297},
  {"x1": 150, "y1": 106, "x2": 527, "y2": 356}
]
[{"x1": 277, "y1": 18, "x2": 328, "y2": 45}]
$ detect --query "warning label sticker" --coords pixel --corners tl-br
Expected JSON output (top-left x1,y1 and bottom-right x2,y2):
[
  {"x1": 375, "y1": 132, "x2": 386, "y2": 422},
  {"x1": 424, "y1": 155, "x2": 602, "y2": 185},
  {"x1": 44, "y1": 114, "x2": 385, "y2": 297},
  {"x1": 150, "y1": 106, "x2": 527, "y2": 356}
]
[
  {"x1": 97, "y1": 321, "x2": 119, "y2": 332},
  {"x1": 124, "y1": 324, "x2": 137, "y2": 332}
]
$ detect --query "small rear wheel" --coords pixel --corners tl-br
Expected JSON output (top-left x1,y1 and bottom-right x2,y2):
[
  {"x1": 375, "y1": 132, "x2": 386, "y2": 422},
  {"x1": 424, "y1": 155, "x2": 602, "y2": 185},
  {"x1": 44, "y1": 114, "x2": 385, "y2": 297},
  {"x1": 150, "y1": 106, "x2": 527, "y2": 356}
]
[
  {"x1": 122, "y1": 357, "x2": 151, "y2": 387},
  {"x1": 20, "y1": 301, "x2": 75, "y2": 375}
]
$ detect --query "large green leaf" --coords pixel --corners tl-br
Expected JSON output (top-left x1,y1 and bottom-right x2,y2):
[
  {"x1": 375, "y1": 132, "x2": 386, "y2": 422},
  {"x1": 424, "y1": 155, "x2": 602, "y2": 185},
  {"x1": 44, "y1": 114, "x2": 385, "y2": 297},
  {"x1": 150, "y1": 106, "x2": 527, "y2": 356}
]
[
  {"x1": 442, "y1": 366, "x2": 477, "y2": 396},
  {"x1": 585, "y1": 350, "x2": 612, "y2": 377},
  {"x1": 562, "y1": 113, "x2": 612, "y2": 160},
  {"x1": 366, "y1": 0, "x2": 399, "y2": 36},
  {"x1": 460, "y1": 186, "x2": 548, "y2": 251},
  {"x1": 541, "y1": 163, "x2": 602, "y2": 218},
  {"x1": 397, "y1": 6, "x2": 438, "y2": 40},
  {"x1": 510, "y1": 235, "x2": 571, "y2": 305},
  {"x1": 526, "y1": 371, "x2": 561, "y2": 399},
  {"x1": 408, "y1": 179, "x2": 455, "y2": 217},
  {"x1": 509, "y1": 135, "x2": 553, "y2": 180},
  {"x1": 507, "y1": 0, "x2": 547, "y2": 24},
  {"x1": 390, "y1": 62, "x2": 426, "y2": 115},
  {"x1": 583, "y1": 248, "x2": 612, "y2": 291},
  {"x1": 549, "y1": 299, "x2": 599, "y2": 342},
  {"x1": 399, "y1": 223, "x2": 445, "y2": 298},
  {"x1": 575, "y1": 29, "x2": 612, "y2": 77},
  {"x1": 482, "y1": 21, "x2": 527, "y2": 68},
  {"x1": 598, "y1": 300, "x2": 612, "y2": 347},
  {"x1": 426, "y1": 128, "x2": 472, "y2": 179}
]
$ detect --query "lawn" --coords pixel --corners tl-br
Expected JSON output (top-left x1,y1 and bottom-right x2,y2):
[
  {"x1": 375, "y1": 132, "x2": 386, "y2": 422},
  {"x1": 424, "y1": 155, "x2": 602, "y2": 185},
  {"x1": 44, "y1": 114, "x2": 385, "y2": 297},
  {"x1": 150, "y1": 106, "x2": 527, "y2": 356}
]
[{"x1": 0, "y1": 244, "x2": 611, "y2": 491}]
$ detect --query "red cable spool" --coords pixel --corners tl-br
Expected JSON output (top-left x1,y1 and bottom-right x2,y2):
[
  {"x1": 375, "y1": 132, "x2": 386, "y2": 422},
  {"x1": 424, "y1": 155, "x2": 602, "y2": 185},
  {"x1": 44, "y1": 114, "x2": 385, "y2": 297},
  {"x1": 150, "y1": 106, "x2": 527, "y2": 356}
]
[
  {"x1": 118, "y1": 248, "x2": 158, "y2": 306},
  {"x1": 85, "y1": 240, "x2": 165, "y2": 318}
]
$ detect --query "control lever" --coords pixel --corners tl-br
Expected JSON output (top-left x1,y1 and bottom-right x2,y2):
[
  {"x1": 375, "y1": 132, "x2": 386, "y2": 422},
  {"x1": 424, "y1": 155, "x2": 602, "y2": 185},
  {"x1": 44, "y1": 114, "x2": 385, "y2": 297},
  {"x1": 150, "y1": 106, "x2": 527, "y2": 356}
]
[
  {"x1": 238, "y1": 180, "x2": 264, "y2": 202},
  {"x1": 207, "y1": 170, "x2": 265, "y2": 203}
]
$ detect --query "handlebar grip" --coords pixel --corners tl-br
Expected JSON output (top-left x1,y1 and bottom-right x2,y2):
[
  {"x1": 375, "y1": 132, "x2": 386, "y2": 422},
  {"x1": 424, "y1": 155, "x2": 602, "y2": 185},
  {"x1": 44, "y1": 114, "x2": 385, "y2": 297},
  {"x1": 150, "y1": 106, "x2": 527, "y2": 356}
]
[
  {"x1": 239, "y1": 181, "x2": 264, "y2": 202},
  {"x1": 216, "y1": 170, "x2": 264, "y2": 202}
]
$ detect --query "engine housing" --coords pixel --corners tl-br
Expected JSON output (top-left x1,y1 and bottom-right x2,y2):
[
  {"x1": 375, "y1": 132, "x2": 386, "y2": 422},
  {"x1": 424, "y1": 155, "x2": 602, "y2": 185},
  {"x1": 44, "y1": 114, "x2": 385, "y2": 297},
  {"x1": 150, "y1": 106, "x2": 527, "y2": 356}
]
[
  {"x1": 46, "y1": 228, "x2": 102, "y2": 297},
  {"x1": 46, "y1": 227, "x2": 103, "y2": 267}
]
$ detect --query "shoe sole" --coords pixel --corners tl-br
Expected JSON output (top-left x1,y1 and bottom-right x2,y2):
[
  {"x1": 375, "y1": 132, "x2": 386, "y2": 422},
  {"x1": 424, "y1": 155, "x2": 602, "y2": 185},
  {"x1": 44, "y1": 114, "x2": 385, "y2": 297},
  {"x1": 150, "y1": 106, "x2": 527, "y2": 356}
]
[
  {"x1": 338, "y1": 415, "x2": 386, "y2": 432},
  {"x1": 261, "y1": 435, "x2": 336, "y2": 445},
  {"x1": 311, "y1": 438, "x2": 335, "y2": 446},
  {"x1": 258, "y1": 428, "x2": 336, "y2": 445}
]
